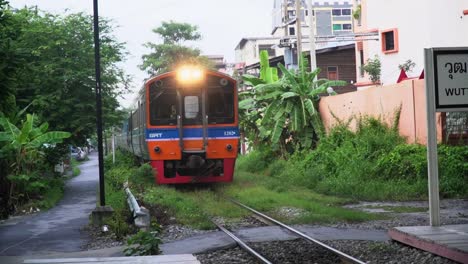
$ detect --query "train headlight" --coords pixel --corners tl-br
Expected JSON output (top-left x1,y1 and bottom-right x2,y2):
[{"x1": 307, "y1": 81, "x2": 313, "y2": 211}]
[
  {"x1": 154, "y1": 146, "x2": 161, "y2": 153},
  {"x1": 176, "y1": 66, "x2": 204, "y2": 84}
]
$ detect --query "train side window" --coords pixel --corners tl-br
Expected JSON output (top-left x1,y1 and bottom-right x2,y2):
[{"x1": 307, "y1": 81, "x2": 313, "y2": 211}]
[{"x1": 184, "y1": 96, "x2": 199, "y2": 119}]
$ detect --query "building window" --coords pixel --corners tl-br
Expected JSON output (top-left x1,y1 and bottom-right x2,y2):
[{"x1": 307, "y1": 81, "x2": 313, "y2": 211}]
[
  {"x1": 289, "y1": 27, "x2": 295, "y2": 35},
  {"x1": 357, "y1": 41, "x2": 364, "y2": 77},
  {"x1": 332, "y1": 9, "x2": 341, "y2": 16},
  {"x1": 333, "y1": 24, "x2": 342, "y2": 31},
  {"x1": 327, "y1": 66, "x2": 338, "y2": 80},
  {"x1": 342, "y1": 24, "x2": 352, "y2": 30},
  {"x1": 359, "y1": 50, "x2": 365, "y2": 77},
  {"x1": 381, "y1": 28, "x2": 399, "y2": 54},
  {"x1": 259, "y1": 44, "x2": 276, "y2": 57},
  {"x1": 342, "y1": 9, "x2": 351, "y2": 15}
]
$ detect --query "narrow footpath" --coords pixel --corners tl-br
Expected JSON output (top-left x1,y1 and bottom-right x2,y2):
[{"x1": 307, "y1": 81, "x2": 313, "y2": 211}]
[{"x1": 0, "y1": 153, "x2": 99, "y2": 259}]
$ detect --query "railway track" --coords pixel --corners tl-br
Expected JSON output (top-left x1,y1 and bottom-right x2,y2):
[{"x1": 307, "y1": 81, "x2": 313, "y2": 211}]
[{"x1": 211, "y1": 199, "x2": 366, "y2": 264}]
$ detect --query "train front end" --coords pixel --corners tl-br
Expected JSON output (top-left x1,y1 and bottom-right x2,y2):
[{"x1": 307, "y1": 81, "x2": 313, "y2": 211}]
[{"x1": 145, "y1": 68, "x2": 239, "y2": 184}]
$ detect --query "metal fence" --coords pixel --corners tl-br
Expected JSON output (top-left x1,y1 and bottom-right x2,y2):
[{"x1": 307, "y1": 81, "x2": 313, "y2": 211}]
[{"x1": 444, "y1": 112, "x2": 468, "y2": 145}]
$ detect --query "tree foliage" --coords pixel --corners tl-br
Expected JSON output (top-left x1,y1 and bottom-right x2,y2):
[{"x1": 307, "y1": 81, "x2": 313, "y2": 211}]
[
  {"x1": 0, "y1": 0, "x2": 20, "y2": 117},
  {"x1": 140, "y1": 20, "x2": 213, "y2": 75},
  {"x1": 0, "y1": 6, "x2": 129, "y2": 145}
]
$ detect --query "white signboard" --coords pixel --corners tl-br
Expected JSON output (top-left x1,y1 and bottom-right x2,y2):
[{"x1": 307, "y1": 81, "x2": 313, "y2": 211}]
[{"x1": 433, "y1": 49, "x2": 468, "y2": 111}]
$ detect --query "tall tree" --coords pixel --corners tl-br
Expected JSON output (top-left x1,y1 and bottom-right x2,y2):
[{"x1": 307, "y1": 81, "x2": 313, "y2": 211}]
[
  {"x1": 5, "y1": 7, "x2": 129, "y2": 145},
  {"x1": 0, "y1": 0, "x2": 20, "y2": 117},
  {"x1": 140, "y1": 20, "x2": 213, "y2": 75}
]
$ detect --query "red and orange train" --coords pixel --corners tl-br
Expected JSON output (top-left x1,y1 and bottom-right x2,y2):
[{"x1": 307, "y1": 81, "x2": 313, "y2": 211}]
[{"x1": 116, "y1": 67, "x2": 239, "y2": 184}]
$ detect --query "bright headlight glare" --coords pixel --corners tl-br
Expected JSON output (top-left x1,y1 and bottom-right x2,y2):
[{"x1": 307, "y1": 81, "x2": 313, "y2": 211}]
[{"x1": 177, "y1": 66, "x2": 204, "y2": 83}]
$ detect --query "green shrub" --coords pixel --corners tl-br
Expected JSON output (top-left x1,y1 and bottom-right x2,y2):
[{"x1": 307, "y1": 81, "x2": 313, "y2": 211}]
[
  {"x1": 104, "y1": 149, "x2": 137, "y2": 171},
  {"x1": 438, "y1": 145, "x2": 468, "y2": 197},
  {"x1": 236, "y1": 148, "x2": 275, "y2": 173},
  {"x1": 130, "y1": 163, "x2": 155, "y2": 190},
  {"x1": 257, "y1": 116, "x2": 467, "y2": 200},
  {"x1": 106, "y1": 210, "x2": 133, "y2": 240},
  {"x1": 375, "y1": 144, "x2": 427, "y2": 180},
  {"x1": 124, "y1": 230, "x2": 162, "y2": 256}
]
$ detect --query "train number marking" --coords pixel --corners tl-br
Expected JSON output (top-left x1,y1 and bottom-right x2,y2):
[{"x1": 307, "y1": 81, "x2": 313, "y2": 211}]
[{"x1": 224, "y1": 131, "x2": 236, "y2": 136}]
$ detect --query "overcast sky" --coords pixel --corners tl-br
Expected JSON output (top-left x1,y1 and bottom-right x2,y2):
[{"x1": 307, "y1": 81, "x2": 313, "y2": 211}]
[{"x1": 8, "y1": 0, "x2": 273, "y2": 107}]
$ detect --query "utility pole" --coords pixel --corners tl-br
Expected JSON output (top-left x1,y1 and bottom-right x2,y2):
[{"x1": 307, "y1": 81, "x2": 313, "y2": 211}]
[
  {"x1": 295, "y1": 0, "x2": 302, "y2": 64},
  {"x1": 91, "y1": 0, "x2": 113, "y2": 227},
  {"x1": 284, "y1": 0, "x2": 288, "y2": 36},
  {"x1": 307, "y1": 0, "x2": 317, "y2": 72},
  {"x1": 93, "y1": 0, "x2": 105, "y2": 207}
]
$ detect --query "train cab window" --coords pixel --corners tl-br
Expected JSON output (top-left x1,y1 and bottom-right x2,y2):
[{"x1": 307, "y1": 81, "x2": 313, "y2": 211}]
[
  {"x1": 207, "y1": 86, "x2": 234, "y2": 124},
  {"x1": 149, "y1": 82, "x2": 178, "y2": 126},
  {"x1": 184, "y1": 96, "x2": 199, "y2": 119}
]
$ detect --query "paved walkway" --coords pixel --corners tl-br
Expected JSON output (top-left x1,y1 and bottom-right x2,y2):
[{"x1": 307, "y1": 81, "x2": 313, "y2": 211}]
[{"x1": 0, "y1": 153, "x2": 99, "y2": 257}]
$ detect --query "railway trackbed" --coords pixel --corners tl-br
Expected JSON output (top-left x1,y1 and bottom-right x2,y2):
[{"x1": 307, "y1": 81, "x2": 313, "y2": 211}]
[{"x1": 210, "y1": 199, "x2": 366, "y2": 264}]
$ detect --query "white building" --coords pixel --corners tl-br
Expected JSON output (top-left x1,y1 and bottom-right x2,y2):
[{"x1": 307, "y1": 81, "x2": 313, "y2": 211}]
[
  {"x1": 234, "y1": 37, "x2": 283, "y2": 67},
  {"x1": 354, "y1": 0, "x2": 468, "y2": 86},
  {"x1": 235, "y1": 0, "x2": 355, "y2": 68}
]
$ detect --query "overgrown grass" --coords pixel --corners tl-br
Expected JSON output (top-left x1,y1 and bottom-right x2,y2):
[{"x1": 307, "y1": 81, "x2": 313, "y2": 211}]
[
  {"x1": 101, "y1": 150, "x2": 140, "y2": 239},
  {"x1": 71, "y1": 159, "x2": 81, "y2": 177},
  {"x1": 238, "y1": 117, "x2": 468, "y2": 201},
  {"x1": 141, "y1": 168, "x2": 379, "y2": 229}
]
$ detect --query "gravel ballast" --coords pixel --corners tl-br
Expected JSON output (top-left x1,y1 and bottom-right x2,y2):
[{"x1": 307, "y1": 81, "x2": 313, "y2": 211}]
[
  {"x1": 196, "y1": 239, "x2": 458, "y2": 264},
  {"x1": 196, "y1": 199, "x2": 467, "y2": 263}
]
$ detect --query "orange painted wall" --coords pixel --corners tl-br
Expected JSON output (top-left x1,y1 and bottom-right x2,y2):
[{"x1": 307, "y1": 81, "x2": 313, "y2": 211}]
[{"x1": 319, "y1": 79, "x2": 442, "y2": 144}]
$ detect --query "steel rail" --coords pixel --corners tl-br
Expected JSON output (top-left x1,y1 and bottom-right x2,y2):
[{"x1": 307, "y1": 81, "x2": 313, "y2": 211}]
[
  {"x1": 212, "y1": 221, "x2": 273, "y2": 264},
  {"x1": 230, "y1": 199, "x2": 366, "y2": 264}
]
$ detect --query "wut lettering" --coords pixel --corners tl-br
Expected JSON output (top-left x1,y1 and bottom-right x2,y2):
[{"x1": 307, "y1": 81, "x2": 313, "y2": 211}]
[{"x1": 445, "y1": 87, "x2": 468, "y2": 96}]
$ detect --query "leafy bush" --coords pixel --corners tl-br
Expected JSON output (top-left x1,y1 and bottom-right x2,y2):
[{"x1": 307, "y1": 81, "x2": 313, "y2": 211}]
[
  {"x1": 129, "y1": 164, "x2": 155, "y2": 191},
  {"x1": 124, "y1": 230, "x2": 162, "y2": 256},
  {"x1": 246, "y1": 116, "x2": 467, "y2": 200},
  {"x1": 104, "y1": 149, "x2": 137, "y2": 171},
  {"x1": 106, "y1": 210, "x2": 133, "y2": 240},
  {"x1": 375, "y1": 144, "x2": 427, "y2": 180},
  {"x1": 236, "y1": 148, "x2": 276, "y2": 173},
  {"x1": 438, "y1": 145, "x2": 468, "y2": 197}
]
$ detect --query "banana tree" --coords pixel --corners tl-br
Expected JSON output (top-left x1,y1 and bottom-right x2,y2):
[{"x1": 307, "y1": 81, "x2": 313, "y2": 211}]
[
  {"x1": 0, "y1": 113, "x2": 71, "y2": 205},
  {"x1": 252, "y1": 54, "x2": 347, "y2": 150},
  {"x1": 239, "y1": 50, "x2": 280, "y2": 148}
]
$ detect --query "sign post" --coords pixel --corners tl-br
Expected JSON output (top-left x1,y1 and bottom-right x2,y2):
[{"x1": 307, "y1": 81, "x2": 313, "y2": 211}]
[{"x1": 424, "y1": 47, "x2": 468, "y2": 226}]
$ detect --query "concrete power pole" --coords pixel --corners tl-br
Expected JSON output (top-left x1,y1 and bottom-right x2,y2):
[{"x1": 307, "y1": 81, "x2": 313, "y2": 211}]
[
  {"x1": 295, "y1": 0, "x2": 302, "y2": 64},
  {"x1": 307, "y1": 0, "x2": 317, "y2": 72}
]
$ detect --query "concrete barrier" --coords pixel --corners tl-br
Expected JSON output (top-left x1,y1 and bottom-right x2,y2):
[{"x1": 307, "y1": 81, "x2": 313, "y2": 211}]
[{"x1": 124, "y1": 182, "x2": 150, "y2": 230}]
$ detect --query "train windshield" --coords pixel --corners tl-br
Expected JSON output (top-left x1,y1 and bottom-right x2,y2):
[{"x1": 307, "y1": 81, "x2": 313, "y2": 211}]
[
  {"x1": 149, "y1": 74, "x2": 235, "y2": 127},
  {"x1": 207, "y1": 78, "x2": 234, "y2": 124},
  {"x1": 149, "y1": 81, "x2": 177, "y2": 126}
]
